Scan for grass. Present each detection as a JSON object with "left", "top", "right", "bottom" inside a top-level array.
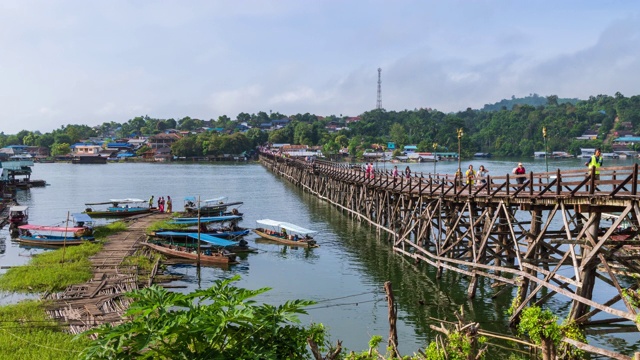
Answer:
[
  {"left": 92, "top": 220, "right": 128, "bottom": 239},
  {"left": 0, "top": 242, "right": 103, "bottom": 293},
  {"left": 0, "top": 300, "right": 91, "bottom": 359},
  {"left": 146, "top": 218, "right": 191, "bottom": 232}
]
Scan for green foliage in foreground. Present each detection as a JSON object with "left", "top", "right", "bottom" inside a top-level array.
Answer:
[
  {"left": 0, "top": 242, "right": 102, "bottom": 293},
  {"left": 0, "top": 300, "right": 91, "bottom": 359},
  {"left": 92, "top": 221, "right": 128, "bottom": 239},
  {"left": 78, "top": 275, "right": 326, "bottom": 360}
]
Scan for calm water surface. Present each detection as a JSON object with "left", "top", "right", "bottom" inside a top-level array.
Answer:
[{"left": 1, "top": 158, "right": 638, "bottom": 355}]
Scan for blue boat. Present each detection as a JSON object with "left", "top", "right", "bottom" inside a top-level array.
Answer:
[{"left": 148, "top": 231, "right": 255, "bottom": 253}]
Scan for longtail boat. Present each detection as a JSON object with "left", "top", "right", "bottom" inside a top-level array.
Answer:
[
  {"left": 254, "top": 219, "right": 318, "bottom": 248},
  {"left": 143, "top": 233, "right": 239, "bottom": 265},
  {"left": 84, "top": 198, "right": 151, "bottom": 217},
  {"left": 16, "top": 214, "right": 95, "bottom": 246},
  {"left": 183, "top": 196, "right": 243, "bottom": 216},
  {"left": 148, "top": 231, "right": 256, "bottom": 253}
]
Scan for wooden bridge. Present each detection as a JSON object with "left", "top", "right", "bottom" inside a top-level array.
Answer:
[{"left": 260, "top": 152, "right": 640, "bottom": 335}]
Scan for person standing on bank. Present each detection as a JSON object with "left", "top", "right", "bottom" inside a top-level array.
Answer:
[
  {"left": 148, "top": 195, "right": 154, "bottom": 209},
  {"left": 585, "top": 148, "right": 603, "bottom": 180},
  {"left": 513, "top": 162, "right": 526, "bottom": 184}
]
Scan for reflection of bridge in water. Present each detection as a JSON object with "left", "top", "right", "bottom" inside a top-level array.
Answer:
[{"left": 260, "top": 153, "right": 640, "bottom": 343}]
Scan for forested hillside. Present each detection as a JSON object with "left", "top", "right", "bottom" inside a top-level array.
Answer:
[
  {"left": 481, "top": 94, "right": 580, "bottom": 112},
  {"left": 1, "top": 93, "right": 639, "bottom": 158}
]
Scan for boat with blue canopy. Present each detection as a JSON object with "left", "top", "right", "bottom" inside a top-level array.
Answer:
[
  {"left": 144, "top": 231, "right": 240, "bottom": 265},
  {"left": 254, "top": 219, "right": 318, "bottom": 248},
  {"left": 153, "top": 215, "right": 249, "bottom": 239},
  {"left": 84, "top": 198, "right": 151, "bottom": 217},
  {"left": 149, "top": 231, "right": 255, "bottom": 252}
]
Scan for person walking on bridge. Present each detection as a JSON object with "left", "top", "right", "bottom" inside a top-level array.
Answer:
[
  {"left": 585, "top": 148, "right": 603, "bottom": 180},
  {"left": 513, "top": 162, "right": 526, "bottom": 184}
]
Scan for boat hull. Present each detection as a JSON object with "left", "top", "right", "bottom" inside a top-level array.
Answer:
[
  {"left": 85, "top": 208, "right": 151, "bottom": 218},
  {"left": 253, "top": 229, "right": 318, "bottom": 248},
  {"left": 16, "top": 235, "right": 94, "bottom": 246},
  {"left": 152, "top": 228, "right": 250, "bottom": 239},
  {"left": 143, "top": 242, "right": 238, "bottom": 265}
]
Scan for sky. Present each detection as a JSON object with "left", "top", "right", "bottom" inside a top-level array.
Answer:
[{"left": 1, "top": 0, "right": 640, "bottom": 134}]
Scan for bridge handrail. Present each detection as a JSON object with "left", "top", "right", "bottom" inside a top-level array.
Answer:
[{"left": 260, "top": 152, "right": 640, "bottom": 199}]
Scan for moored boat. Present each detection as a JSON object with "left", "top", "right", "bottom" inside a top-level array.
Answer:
[
  {"left": 183, "top": 196, "right": 243, "bottom": 216},
  {"left": 16, "top": 214, "right": 95, "bottom": 246},
  {"left": 160, "top": 215, "right": 249, "bottom": 239},
  {"left": 143, "top": 236, "right": 239, "bottom": 265},
  {"left": 149, "top": 231, "right": 256, "bottom": 253},
  {"left": 84, "top": 198, "right": 151, "bottom": 217},
  {"left": 9, "top": 206, "right": 29, "bottom": 227},
  {"left": 254, "top": 219, "right": 318, "bottom": 248}
]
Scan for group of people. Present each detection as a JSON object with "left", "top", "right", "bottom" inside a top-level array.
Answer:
[
  {"left": 463, "top": 164, "right": 490, "bottom": 185},
  {"left": 148, "top": 195, "right": 173, "bottom": 213}
]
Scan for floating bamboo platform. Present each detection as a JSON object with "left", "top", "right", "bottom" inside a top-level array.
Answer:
[{"left": 44, "top": 212, "right": 170, "bottom": 335}]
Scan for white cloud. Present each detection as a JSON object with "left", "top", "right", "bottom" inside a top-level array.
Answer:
[{"left": 1, "top": 1, "right": 639, "bottom": 133}]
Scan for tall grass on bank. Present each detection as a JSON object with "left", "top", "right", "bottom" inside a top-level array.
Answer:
[
  {"left": 0, "top": 242, "right": 103, "bottom": 293},
  {"left": 0, "top": 300, "right": 91, "bottom": 359}
]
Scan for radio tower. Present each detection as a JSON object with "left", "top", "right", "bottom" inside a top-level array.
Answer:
[{"left": 376, "top": 68, "right": 382, "bottom": 109}]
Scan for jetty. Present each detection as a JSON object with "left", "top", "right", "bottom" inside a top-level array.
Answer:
[{"left": 45, "top": 212, "right": 169, "bottom": 334}]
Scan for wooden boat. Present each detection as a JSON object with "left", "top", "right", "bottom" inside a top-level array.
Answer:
[
  {"left": 159, "top": 215, "right": 249, "bottom": 239},
  {"left": 84, "top": 198, "right": 151, "bottom": 217},
  {"left": 254, "top": 219, "right": 319, "bottom": 248},
  {"left": 9, "top": 206, "right": 28, "bottom": 227},
  {"left": 148, "top": 231, "right": 256, "bottom": 253},
  {"left": 143, "top": 238, "right": 238, "bottom": 265},
  {"left": 16, "top": 214, "right": 95, "bottom": 246},
  {"left": 183, "top": 196, "right": 243, "bottom": 216}
]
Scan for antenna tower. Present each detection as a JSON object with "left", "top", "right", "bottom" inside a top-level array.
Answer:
[{"left": 376, "top": 68, "right": 382, "bottom": 109}]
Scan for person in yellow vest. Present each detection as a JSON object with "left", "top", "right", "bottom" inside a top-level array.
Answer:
[
  {"left": 585, "top": 148, "right": 603, "bottom": 180},
  {"left": 465, "top": 164, "right": 476, "bottom": 185}
]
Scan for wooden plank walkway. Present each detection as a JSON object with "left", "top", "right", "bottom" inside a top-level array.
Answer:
[{"left": 45, "top": 212, "right": 169, "bottom": 334}]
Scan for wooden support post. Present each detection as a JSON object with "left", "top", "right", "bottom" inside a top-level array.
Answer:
[
  {"left": 384, "top": 281, "right": 399, "bottom": 357},
  {"left": 570, "top": 211, "right": 601, "bottom": 322}
]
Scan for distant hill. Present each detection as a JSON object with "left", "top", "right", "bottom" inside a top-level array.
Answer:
[{"left": 481, "top": 93, "right": 580, "bottom": 112}]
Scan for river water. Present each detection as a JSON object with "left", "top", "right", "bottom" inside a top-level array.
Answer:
[{"left": 1, "top": 157, "right": 638, "bottom": 355}]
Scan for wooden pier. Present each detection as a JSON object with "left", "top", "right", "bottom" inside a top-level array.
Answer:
[
  {"left": 259, "top": 153, "right": 640, "bottom": 340},
  {"left": 45, "top": 212, "right": 169, "bottom": 334}
]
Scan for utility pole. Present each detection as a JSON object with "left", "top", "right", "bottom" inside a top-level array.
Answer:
[{"left": 376, "top": 68, "right": 382, "bottom": 110}]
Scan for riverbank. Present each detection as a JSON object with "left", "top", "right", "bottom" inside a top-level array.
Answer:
[{"left": 0, "top": 212, "right": 170, "bottom": 359}]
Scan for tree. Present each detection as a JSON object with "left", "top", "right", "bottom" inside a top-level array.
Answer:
[
  {"left": 245, "top": 128, "right": 268, "bottom": 148},
  {"left": 389, "top": 123, "right": 407, "bottom": 147},
  {"left": 78, "top": 276, "right": 325, "bottom": 360},
  {"left": 171, "top": 135, "right": 200, "bottom": 157},
  {"left": 51, "top": 143, "right": 71, "bottom": 156}
]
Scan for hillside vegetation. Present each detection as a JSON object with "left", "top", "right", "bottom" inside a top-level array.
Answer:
[{"left": 2, "top": 93, "right": 639, "bottom": 158}]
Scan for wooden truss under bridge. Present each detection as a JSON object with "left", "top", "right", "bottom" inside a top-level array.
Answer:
[{"left": 259, "top": 152, "right": 640, "bottom": 336}]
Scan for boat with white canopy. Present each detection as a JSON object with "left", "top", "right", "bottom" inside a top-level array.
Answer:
[{"left": 254, "top": 219, "right": 318, "bottom": 248}]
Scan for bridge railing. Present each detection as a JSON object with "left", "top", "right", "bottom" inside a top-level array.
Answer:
[{"left": 262, "top": 152, "right": 640, "bottom": 199}]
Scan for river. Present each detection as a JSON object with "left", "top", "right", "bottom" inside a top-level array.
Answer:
[{"left": 1, "top": 157, "right": 638, "bottom": 355}]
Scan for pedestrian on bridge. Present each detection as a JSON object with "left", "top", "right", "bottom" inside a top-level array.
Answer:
[
  {"left": 585, "top": 148, "right": 603, "bottom": 180},
  {"left": 465, "top": 164, "right": 476, "bottom": 185},
  {"left": 476, "top": 165, "right": 489, "bottom": 185},
  {"left": 513, "top": 162, "right": 526, "bottom": 184}
]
